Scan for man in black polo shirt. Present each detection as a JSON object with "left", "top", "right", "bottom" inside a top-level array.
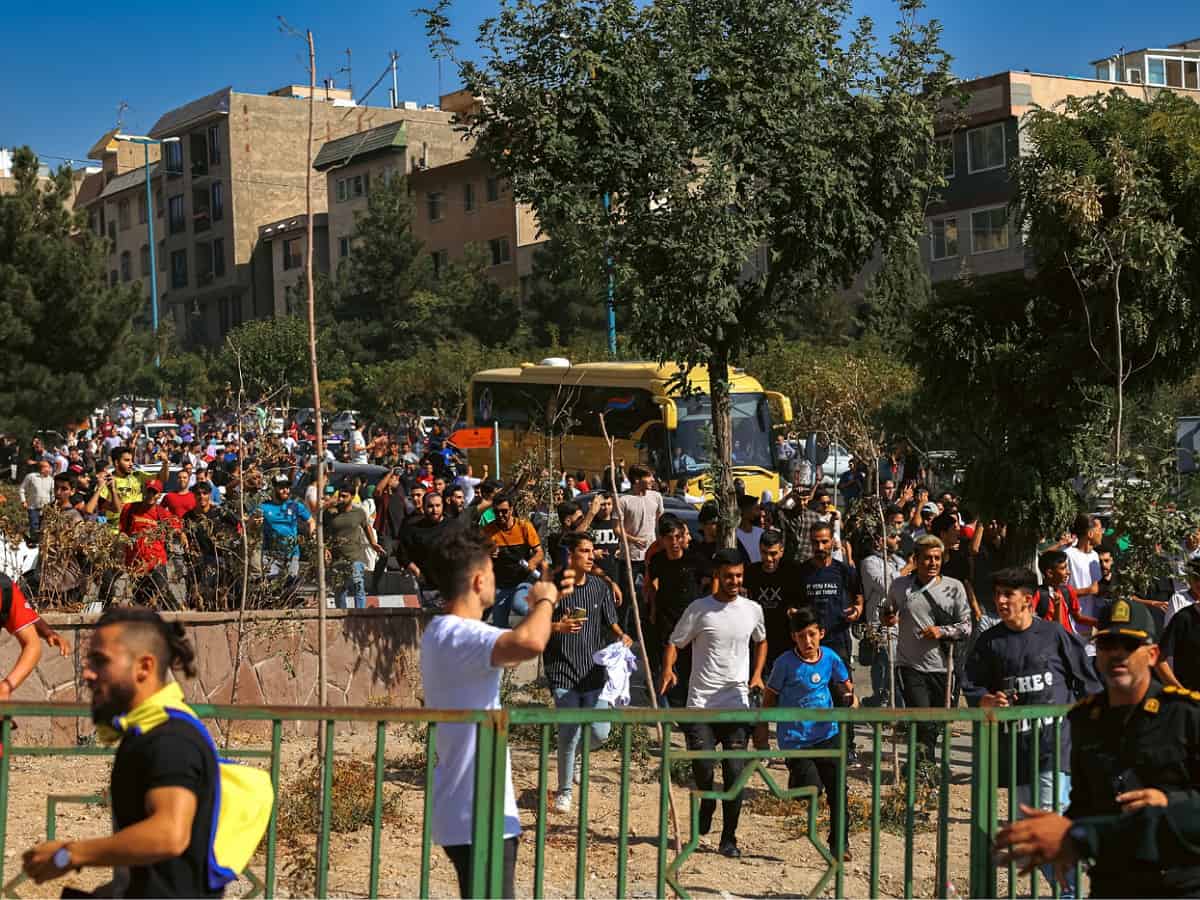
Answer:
[
  {"left": 1157, "top": 560, "right": 1200, "bottom": 690},
  {"left": 22, "top": 607, "right": 220, "bottom": 897}
]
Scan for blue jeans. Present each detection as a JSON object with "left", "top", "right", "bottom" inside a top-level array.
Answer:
[
  {"left": 491, "top": 583, "right": 531, "bottom": 628},
  {"left": 552, "top": 687, "right": 611, "bottom": 795},
  {"left": 866, "top": 641, "right": 902, "bottom": 708},
  {"left": 335, "top": 560, "right": 367, "bottom": 610},
  {"left": 27, "top": 506, "right": 41, "bottom": 535},
  {"left": 1016, "top": 772, "right": 1075, "bottom": 898}
]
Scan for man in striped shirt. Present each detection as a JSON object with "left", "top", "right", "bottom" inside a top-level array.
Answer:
[{"left": 546, "top": 530, "right": 632, "bottom": 814}]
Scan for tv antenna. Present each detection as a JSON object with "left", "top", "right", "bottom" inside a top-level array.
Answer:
[{"left": 337, "top": 48, "right": 353, "bottom": 96}]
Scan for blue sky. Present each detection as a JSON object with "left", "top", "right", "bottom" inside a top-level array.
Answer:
[{"left": 4, "top": 0, "right": 1200, "bottom": 166}]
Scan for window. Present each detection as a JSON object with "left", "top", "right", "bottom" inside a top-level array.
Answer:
[
  {"left": 464, "top": 183, "right": 476, "bottom": 212},
  {"left": 110, "top": 270, "right": 118, "bottom": 287},
  {"left": 168, "top": 195, "right": 186, "bottom": 234},
  {"left": 1095, "top": 61, "right": 1113, "bottom": 81},
  {"left": 431, "top": 249, "right": 448, "bottom": 277},
  {"left": 338, "top": 236, "right": 350, "bottom": 258},
  {"left": 189, "top": 133, "right": 208, "bottom": 177},
  {"left": 967, "top": 123, "right": 1005, "bottom": 173},
  {"left": 427, "top": 192, "right": 444, "bottom": 222},
  {"left": 171, "top": 249, "right": 188, "bottom": 288},
  {"left": 196, "top": 243, "right": 214, "bottom": 286},
  {"left": 211, "top": 182, "right": 223, "bottom": 222},
  {"left": 970, "top": 206, "right": 1009, "bottom": 254},
  {"left": 1148, "top": 57, "right": 1166, "bottom": 86},
  {"left": 207, "top": 125, "right": 221, "bottom": 165},
  {"left": 352, "top": 173, "right": 369, "bottom": 198},
  {"left": 164, "top": 140, "right": 183, "bottom": 177},
  {"left": 192, "top": 187, "right": 210, "bottom": 233},
  {"left": 107, "top": 220, "right": 116, "bottom": 244},
  {"left": 158, "top": 241, "right": 167, "bottom": 271},
  {"left": 140, "top": 244, "right": 150, "bottom": 276},
  {"left": 89, "top": 210, "right": 99, "bottom": 235},
  {"left": 1129, "top": 68, "right": 1143, "bottom": 84},
  {"left": 929, "top": 217, "right": 958, "bottom": 260},
  {"left": 118, "top": 199, "right": 131, "bottom": 231},
  {"left": 937, "top": 137, "right": 955, "bottom": 179},
  {"left": 120, "top": 251, "right": 132, "bottom": 282},
  {"left": 213, "top": 238, "right": 225, "bottom": 278},
  {"left": 137, "top": 193, "right": 147, "bottom": 225},
  {"left": 486, "top": 176, "right": 500, "bottom": 202},
  {"left": 156, "top": 189, "right": 164, "bottom": 218},
  {"left": 283, "top": 238, "right": 303, "bottom": 270},
  {"left": 380, "top": 165, "right": 399, "bottom": 186},
  {"left": 488, "top": 236, "right": 512, "bottom": 266},
  {"left": 335, "top": 178, "right": 349, "bottom": 203}
]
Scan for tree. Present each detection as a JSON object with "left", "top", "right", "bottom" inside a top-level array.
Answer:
[
  {"left": 431, "top": 0, "right": 952, "bottom": 544},
  {"left": 215, "top": 315, "right": 346, "bottom": 404},
  {"left": 0, "top": 148, "right": 143, "bottom": 433},
  {"left": 1016, "top": 90, "right": 1200, "bottom": 465}
]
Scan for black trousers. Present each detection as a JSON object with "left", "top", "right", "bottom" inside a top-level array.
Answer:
[
  {"left": 443, "top": 836, "right": 518, "bottom": 898},
  {"left": 898, "top": 666, "right": 948, "bottom": 760},
  {"left": 786, "top": 735, "right": 847, "bottom": 849},
  {"left": 684, "top": 722, "right": 749, "bottom": 845}
]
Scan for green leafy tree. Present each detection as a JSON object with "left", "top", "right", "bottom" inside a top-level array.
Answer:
[
  {"left": 1016, "top": 90, "right": 1200, "bottom": 464},
  {"left": 0, "top": 148, "right": 143, "bottom": 433},
  {"left": 430, "top": 0, "right": 953, "bottom": 543},
  {"left": 215, "top": 315, "right": 346, "bottom": 404}
]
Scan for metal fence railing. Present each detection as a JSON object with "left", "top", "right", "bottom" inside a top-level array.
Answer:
[{"left": 0, "top": 702, "right": 1079, "bottom": 898}]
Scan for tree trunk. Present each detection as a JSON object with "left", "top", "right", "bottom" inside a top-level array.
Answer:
[
  {"left": 1113, "top": 283, "right": 1124, "bottom": 464},
  {"left": 709, "top": 343, "right": 737, "bottom": 549}
]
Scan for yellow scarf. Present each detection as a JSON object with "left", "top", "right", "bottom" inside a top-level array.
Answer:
[{"left": 96, "top": 681, "right": 191, "bottom": 745}]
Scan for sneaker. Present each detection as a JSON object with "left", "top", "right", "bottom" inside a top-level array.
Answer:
[
  {"left": 555, "top": 792, "right": 573, "bottom": 814},
  {"left": 718, "top": 840, "right": 741, "bottom": 859}
]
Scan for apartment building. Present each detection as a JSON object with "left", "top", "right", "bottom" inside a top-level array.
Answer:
[
  {"left": 408, "top": 156, "right": 544, "bottom": 293},
  {"left": 922, "top": 49, "right": 1200, "bottom": 285},
  {"left": 314, "top": 115, "right": 474, "bottom": 272},
  {"left": 81, "top": 84, "right": 467, "bottom": 346},
  {"left": 258, "top": 213, "right": 330, "bottom": 316}
]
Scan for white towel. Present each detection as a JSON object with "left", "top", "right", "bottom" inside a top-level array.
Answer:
[{"left": 593, "top": 642, "right": 638, "bottom": 707}]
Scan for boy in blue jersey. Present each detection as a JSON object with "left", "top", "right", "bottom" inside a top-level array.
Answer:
[{"left": 759, "top": 607, "right": 857, "bottom": 860}]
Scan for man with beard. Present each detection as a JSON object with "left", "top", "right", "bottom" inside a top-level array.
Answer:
[{"left": 21, "top": 607, "right": 221, "bottom": 897}]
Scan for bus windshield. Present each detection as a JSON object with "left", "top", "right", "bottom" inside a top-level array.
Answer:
[{"left": 669, "top": 393, "right": 773, "bottom": 475}]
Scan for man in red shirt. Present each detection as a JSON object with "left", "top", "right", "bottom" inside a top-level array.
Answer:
[
  {"left": 0, "top": 573, "right": 43, "bottom": 701},
  {"left": 119, "top": 480, "right": 180, "bottom": 608},
  {"left": 1036, "top": 550, "right": 1098, "bottom": 635},
  {"left": 160, "top": 480, "right": 197, "bottom": 520}
]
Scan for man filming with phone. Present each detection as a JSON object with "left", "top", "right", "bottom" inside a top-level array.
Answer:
[{"left": 964, "top": 566, "right": 1099, "bottom": 896}]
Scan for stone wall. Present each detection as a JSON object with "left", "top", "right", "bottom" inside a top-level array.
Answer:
[{"left": 4, "top": 608, "right": 429, "bottom": 744}]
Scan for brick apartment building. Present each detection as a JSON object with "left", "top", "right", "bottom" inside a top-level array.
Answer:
[
  {"left": 922, "top": 44, "right": 1200, "bottom": 286},
  {"left": 317, "top": 89, "right": 547, "bottom": 297},
  {"left": 80, "top": 83, "right": 467, "bottom": 346}
]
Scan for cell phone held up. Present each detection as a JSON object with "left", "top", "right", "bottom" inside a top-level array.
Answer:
[{"left": 1000, "top": 676, "right": 1019, "bottom": 706}]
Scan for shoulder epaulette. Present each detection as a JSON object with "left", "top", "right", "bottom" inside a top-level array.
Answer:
[{"left": 1162, "top": 685, "right": 1200, "bottom": 702}]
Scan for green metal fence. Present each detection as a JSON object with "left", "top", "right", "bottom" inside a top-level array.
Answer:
[{"left": 0, "top": 702, "right": 1077, "bottom": 898}]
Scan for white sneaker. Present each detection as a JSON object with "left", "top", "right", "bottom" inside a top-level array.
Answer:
[{"left": 555, "top": 792, "right": 573, "bottom": 813}]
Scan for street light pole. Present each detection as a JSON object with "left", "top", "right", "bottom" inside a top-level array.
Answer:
[
  {"left": 114, "top": 134, "right": 178, "bottom": 366},
  {"left": 143, "top": 141, "right": 160, "bottom": 366}
]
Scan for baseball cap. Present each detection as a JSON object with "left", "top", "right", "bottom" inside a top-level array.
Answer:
[
  {"left": 272, "top": 474, "right": 290, "bottom": 486},
  {"left": 1094, "top": 598, "right": 1156, "bottom": 643},
  {"left": 145, "top": 479, "right": 163, "bottom": 494},
  {"left": 921, "top": 502, "right": 939, "bottom": 516}
]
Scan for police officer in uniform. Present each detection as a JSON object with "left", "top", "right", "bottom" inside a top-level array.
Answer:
[{"left": 1064, "top": 598, "right": 1200, "bottom": 897}]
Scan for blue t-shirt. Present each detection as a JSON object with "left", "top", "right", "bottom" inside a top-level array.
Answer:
[
  {"left": 768, "top": 648, "right": 849, "bottom": 748},
  {"left": 259, "top": 499, "right": 311, "bottom": 558}
]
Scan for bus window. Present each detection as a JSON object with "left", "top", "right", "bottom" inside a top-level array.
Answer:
[{"left": 671, "top": 393, "right": 774, "bottom": 472}]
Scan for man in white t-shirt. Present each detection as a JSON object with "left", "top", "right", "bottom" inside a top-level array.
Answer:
[
  {"left": 1064, "top": 514, "right": 1104, "bottom": 648},
  {"left": 420, "top": 529, "right": 572, "bottom": 898},
  {"left": 349, "top": 421, "right": 368, "bottom": 464},
  {"left": 659, "top": 548, "right": 767, "bottom": 859}
]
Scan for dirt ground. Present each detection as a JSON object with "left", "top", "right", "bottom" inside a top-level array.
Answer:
[{"left": 0, "top": 722, "right": 1014, "bottom": 899}]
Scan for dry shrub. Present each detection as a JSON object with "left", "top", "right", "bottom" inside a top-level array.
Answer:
[{"left": 276, "top": 757, "right": 398, "bottom": 839}]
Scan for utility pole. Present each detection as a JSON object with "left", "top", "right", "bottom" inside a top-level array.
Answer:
[
  {"left": 390, "top": 50, "right": 399, "bottom": 109},
  {"left": 338, "top": 48, "right": 352, "bottom": 97}
]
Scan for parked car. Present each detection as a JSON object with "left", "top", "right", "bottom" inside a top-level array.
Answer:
[{"left": 295, "top": 462, "right": 389, "bottom": 501}]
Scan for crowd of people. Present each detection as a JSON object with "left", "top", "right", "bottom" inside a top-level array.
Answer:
[{"left": 7, "top": 404, "right": 1200, "bottom": 897}]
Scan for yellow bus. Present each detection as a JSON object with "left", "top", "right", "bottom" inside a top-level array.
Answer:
[{"left": 466, "top": 358, "right": 793, "bottom": 502}]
